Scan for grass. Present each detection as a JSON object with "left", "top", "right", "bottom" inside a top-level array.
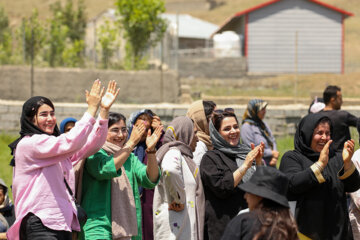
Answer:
[
  {"left": 187, "top": 72, "right": 360, "bottom": 98},
  {"left": 0, "top": 133, "right": 17, "bottom": 200}
]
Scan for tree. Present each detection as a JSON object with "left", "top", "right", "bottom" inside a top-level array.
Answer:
[
  {"left": 115, "top": 0, "right": 167, "bottom": 69},
  {"left": 50, "top": 0, "right": 87, "bottom": 42},
  {"left": 62, "top": 39, "right": 85, "bottom": 67},
  {"left": 97, "top": 20, "right": 120, "bottom": 69},
  {"left": 47, "top": 0, "right": 86, "bottom": 67},
  {"left": 45, "top": 11, "right": 69, "bottom": 67},
  {"left": 20, "top": 9, "right": 46, "bottom": 64},
  {"left": 0, "top": 5, "right": 12, "bottom": 64}
]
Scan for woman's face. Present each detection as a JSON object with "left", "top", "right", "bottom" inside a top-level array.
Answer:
[
  {"left": 32, "top": 104, "right": 56, "bottom": 134},
  {"left": 310, "top": 121, "right": 331, "bottom": 152},
  {"left": 244, "top": 192, "right": 263, "bottom": 211},
  {"left": 257, "top": 107, "right": 266, "bottom": 120},
  {"left": 219, "top": 117, "right": 240, "bottom": 146},
  {"left": 64, "top": 122, "right": 75, "bottom": 133},
  {"left": 107, "top": 120, "right": 128, "bottom": 147},
  {"left": 189, "top": 126, "right": 199, "bottom": 152}
]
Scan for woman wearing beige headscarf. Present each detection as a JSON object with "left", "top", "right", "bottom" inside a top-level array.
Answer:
[{"left": 186, "top": 100, "right": 216, "bottom": 166}]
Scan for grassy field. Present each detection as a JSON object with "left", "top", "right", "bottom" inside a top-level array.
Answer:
[
  {"left": 189, "top": 72, "right": 360, "bottom": 98},
  {"left": 0, "top": 133, "right": 16, "bottom": 200}
]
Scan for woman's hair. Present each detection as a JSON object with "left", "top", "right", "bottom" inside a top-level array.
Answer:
[
  {"left": 252, "top": 199, "right": 299, "bottom": 240},
  {"left": 26, "top": 97, "right": 55, "bottom": 122},
  {"left": 212, "top": 109, "right": 238, "bottom": 131},
  {"left": 0, "top": 184, "right": 7, "bottom": 195},
  {"left": 136, "top": 113, "right": 153, "bottom": 123},
  {"left": 203, "top": 101, "right": 216, "bottom": 120},
  {"left": 108, "top": 112, "right": 126, "bottom": 128}
]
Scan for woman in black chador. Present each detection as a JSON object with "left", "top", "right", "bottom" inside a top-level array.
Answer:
[{"left": 279, "top": 113, "right": 360, "bottom": 240}]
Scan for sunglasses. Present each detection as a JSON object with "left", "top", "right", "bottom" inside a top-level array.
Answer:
[{"left": 214, "top": 108, "right": 235, "bottom": 114}]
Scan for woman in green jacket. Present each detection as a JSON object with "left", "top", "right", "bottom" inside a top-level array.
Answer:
[{"left": 80, "top": 112, "right": 163, "bottom": 240}]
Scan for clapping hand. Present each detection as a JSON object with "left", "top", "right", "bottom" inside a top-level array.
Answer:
[
  {"left": 101, "top": 80, "right": 120, "bottom": 110},
  {"left": 317, "top": 140, "right": 332, "bottom": 169},
  {"left": 146, "top": 125, "right": 164, "bottom": 151},
  {"left": 86, "top": 79, "right": 105, "bottom": 117},
  {"left": 244, "top": 146, "right": 260, "bottom": 169},
  {"left": 343, "top": 139, "right": 355, "bottom": 164},
  {"left": 251, "top": 142, "right": 265, "bottom": 165}
]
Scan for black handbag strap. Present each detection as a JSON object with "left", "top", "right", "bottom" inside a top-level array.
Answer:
[{"left": 64, "top": 178, "right": 76, "bottom": 202}]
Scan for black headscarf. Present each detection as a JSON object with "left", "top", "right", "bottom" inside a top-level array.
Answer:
[
  {"left": 294, "top": 113, "right": 334, "bottom": 161},
  {"left": 8, "top": 96, "right": 60, "bottom": 166}
]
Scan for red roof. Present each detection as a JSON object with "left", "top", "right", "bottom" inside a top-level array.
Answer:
[
  {"left": 213, "top": 0, "right": 353, "bottom": 36},
  {"left": 234, "top": 0, "right": 353, "bottom": 18}
]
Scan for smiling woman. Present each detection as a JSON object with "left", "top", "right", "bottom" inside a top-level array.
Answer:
[
  {"left": 80, "top": 111, "right": 163, "bottom": 240},
  {"left": 279, "top": 113, "right": 360, "bottom": 240},
  {"left": 7, "top": 80, "right": 119, "bottom": 240},
  {"left": 199, "top": 110, "right": 264, "bottom": 240},
  {"left": 32, "top": 104, "right": 56, "bottom": 134}
]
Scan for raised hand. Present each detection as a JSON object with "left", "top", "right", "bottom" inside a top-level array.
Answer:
[
  {"left": 86, "top": 79, "right": 105, "bottom": 117},
  {"left": 343, "top": 139, "right": 355, "bottom": 164},
  {"left": 151, "top": 115, "right": 162, "bottom": 129},
  {"left": 146, "top": 125, "right": 164, "bottom": 151},
  {"left": 317, "top": 140, "right": 332, "bottom": 169},
  {"left": 127, "top": 123, "right": 146, "bottom": 148},
  {"left": 101, "top": 80, "right": 120, "bottom": 110}
]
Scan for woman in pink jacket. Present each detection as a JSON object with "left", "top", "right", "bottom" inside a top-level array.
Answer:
[{"left": 7, "top": 80, "right": 119, "bottom": 240}]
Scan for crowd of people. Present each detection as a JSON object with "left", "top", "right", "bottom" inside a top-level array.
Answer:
[{"left": 2, "top": 81, "right": 360, "bottom": 240}]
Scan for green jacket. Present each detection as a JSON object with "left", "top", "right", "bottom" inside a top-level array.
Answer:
[{"left": 80, "top": 149, "right": 160, "bottom": 240}]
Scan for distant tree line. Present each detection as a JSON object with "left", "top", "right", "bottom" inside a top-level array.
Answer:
[{"left": 0, "top": 0, "right": 166, "bottom": 70}]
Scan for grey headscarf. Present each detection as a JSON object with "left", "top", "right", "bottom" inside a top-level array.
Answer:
[{"left": 209, "top": 120, "right": 256, "bottom": 182}]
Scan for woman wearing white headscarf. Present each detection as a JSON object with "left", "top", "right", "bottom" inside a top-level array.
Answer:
[{"left": 153, "top": 116, "right": 205, "bottom": 240}]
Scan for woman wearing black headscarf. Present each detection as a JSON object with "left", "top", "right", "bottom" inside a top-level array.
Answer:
[
  {"left": 200, "top": 110, "right": 264, "bottom": 240},
  {"left": 279, "top": 113, "right": 360, "bottom": 240},
  {"left": 7, "top": 80, "right": 119, "bottom": 240}
]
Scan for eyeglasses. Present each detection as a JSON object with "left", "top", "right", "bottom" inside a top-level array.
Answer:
[{"left": 109, "top": 127, "right": 127, "bottom": 135}]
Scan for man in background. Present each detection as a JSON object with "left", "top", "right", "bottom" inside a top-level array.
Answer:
[{"left": 320, "top": 85, "right": 359, "bottom": 151}]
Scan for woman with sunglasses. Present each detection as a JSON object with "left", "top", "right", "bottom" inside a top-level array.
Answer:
[{"left": 200, "top": 109, "right": 264, "bottom": 240}]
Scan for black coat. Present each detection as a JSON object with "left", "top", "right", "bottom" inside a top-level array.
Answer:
[
  {"left": 320, "top": 110, "right": 358, "bottom": 152},
  {"left": 280, "top": 113, "right": 360, "bottom": 240},
  {"left": 221, "top": 212, "right": 261, "bottom": 240},
  {"left": 200, "top": 149, "right": 248, "bottom": 240}
]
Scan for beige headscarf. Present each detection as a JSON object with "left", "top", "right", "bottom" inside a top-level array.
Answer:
[
  {"left": 186, "top": 100, "right": 213, "bottom": 150},
  {"left": 74, "top": 142, "right": 138, "bottom": 239}
]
